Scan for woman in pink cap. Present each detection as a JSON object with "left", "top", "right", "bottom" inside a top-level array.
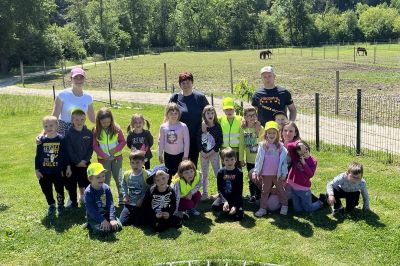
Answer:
[{"left": 51, "top": 67, "right": 95, "bottom": 136}]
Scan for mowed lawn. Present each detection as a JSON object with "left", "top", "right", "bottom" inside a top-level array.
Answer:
[
  {"left": 20, "top": 44, "right": 400, "bottom": 98},
  {"left": 0, "top": 95, "right": 399, "bottom": 265}
]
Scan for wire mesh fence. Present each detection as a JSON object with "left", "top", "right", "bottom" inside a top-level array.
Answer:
[{"left": 296, "top": 91, "right": 400, "bottom": 164}]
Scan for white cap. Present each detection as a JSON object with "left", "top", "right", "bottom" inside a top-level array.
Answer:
[{"left": 260, "top": 66, "right": 275, "bottom": 75}]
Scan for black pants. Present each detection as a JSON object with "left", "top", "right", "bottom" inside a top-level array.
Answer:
[
  {"left": 119, "top": 205, "right": 145, "bottom": 226},
  {"left": 164, "top": 152, "right": 183, "bottom": 179},
  {"left": 246, "top": 163, "right": 260, "bottom": 198},
  {"left": 150, "top": 215, "right": 182, "bottom": 232},
  {"left": 333, "top": 187, "right": 360, "bottom": 212},
  {"left": 39, "top": 173, "right": 64, "bottom": 206},
  {"left": 66, "top": 165, "right": 89, "bottom": 205},
  {"left": 189, "top": 137, "right": 199, "bottom": 167}
]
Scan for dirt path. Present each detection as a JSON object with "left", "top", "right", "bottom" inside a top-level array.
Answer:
[{"left": 1, "top": 66, "right": 399, "bottom": 156}]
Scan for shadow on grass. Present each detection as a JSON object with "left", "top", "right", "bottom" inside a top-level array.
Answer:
[
  {"left": 0, "top": 203, "right": 9, "bottom": 212},
  {"left": 140, "top": 225, "right": 182, "bottom": 239},
  {"left": 295, "top": 207, "right": 340, "bottom": 231},
  {"left": 41, "top": 206, "right": 86, "bottom": 233},
  {"left": 336, "top": 208, "right": 385, "bottom": 228},
  {"left": 88, "top": 231, "right": 119, "bottom": 242},
  {"left": 183, "top": 214, "right": 214, "bottom": 233},
  {"left": 270, "top": 213, "right": 314, "bottom": 238}
]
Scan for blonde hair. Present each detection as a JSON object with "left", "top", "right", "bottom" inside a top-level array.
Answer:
[
  {"left": 127, "top": 113, "right": 150, "bottom": 132},
  {"left": 164, "top": 103, "right": 181, "bottom": 122},
  {"left": 202, "top": 105, "right": 218, "bottom": 126},
  {"left": 347, "top": 162, "right": 363, "bottom": 176},
  {"left": 177, "top": 160, "right": 196, "bottom": 177},
  {"left": 42, "top": 115, "right": 59, "bottom": 125},
  {"left": 261, "top": 127, "right": 280, "bottom": 149}
]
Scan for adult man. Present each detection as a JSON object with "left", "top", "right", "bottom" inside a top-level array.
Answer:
[{"left": 251, "top": 66, "right": 296, "bottom": 126}]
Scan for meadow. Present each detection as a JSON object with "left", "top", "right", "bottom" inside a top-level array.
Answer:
[
  {"left": 18, "top": 44, "right": 400, "bottom": 99},
  {"left": 0, "top": 95, "right": 399, "bottom": 265}
]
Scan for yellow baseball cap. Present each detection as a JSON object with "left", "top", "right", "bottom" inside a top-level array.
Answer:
[
  {"left": 223, "top": 97, "right": 235, "bottom": 110},
  {"left": 265, "top": 121, "right": 279, "bottom": 132},
  {"left": 87, "top": 163, "right": 107, "bottom": 176}
]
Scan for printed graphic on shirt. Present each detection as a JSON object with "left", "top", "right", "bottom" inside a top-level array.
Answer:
[
  {"left": 131, "top": 136, "right": 145, "bottom": 146},
  {"left": 223, "top": 180, "right": 232, "bottom": 193},
  {"left": 96, "top": 193, "right": 106, "bottom": 214},
  {"left": 167, "top": 130, "right": 178, "bottom": 144},
  {"left": 42, "top": 142, "right": 60, "bottom": 167},
  {"left": 244, "top": 131, "right": 258, "bottom": 153},
  {"left": 128, "top": 181, "right": 145, "bottom": 203},
  {"left": 201, "top": 132, "right": 216, "bottom": 151},
  {"left": 151, "top": 192, "right": 173, "bottom": 213},
  {"left": 260, "top": 96, "right": 281, "bottom": 113},
  {"left": 266, "top": 146, "right": 280, "bottom": 156}
]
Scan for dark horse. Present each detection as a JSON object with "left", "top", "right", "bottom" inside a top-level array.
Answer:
[
  {"left": 260, "top": 50, "right": 272, "bottom": 59},
  {"left": 357, "top": 47, "right": 367, "bottom": 56}
]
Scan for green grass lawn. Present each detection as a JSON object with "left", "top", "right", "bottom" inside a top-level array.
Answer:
[
  {"left": 0, "top": 95, "right": 399, "bottom": 265},
  {"left": 17, "top": 44, "right": 400, "bottom": 98}
]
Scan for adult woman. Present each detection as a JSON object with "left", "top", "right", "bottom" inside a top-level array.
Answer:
[
  {"left": 52, "top": 67, "right": 95, "bottom": 136},
  {"left": 169, "top": 72, "right": 209, "bottom": 167}
]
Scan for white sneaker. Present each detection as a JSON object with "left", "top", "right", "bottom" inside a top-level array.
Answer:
[
  {"left": 65, "top": 197, "right": 73, "bottom": 208},
  {"left": 255, "top": 208, "right": 267, "bottom": 217},
  {"left": 280, "top": 205, "right": 288, "bottom": 215},
  {"left": 201, "top": 192, "right": 209, "bottom": 201},
  {"left": 79, "top": 195, "right": 85, "bottom": 205}
]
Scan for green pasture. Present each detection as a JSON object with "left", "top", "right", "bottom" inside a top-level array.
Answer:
[
  {"left": 18, "top": 43, "right": 400, "bottom": 98},
  {"left": 0, "top": 95, "right": 399, "bottom": 265}
]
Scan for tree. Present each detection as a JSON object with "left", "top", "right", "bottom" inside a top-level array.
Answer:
[{"left": 148, "top": 0, "right": 177, "bottom": 47}]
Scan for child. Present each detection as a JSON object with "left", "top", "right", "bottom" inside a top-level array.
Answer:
[
  {"left": 212, "top": 147, "right": 244, "bottom": 220},
  {"left": 239, "top": 106, "right": 264, "bottom": 203},
  {"left": 281, "top": 121, "right": 301, "bottom": 148},
  {"left": 65, "top": 108, "right": 93, "bottom": 207},
  {"left": 93, "top": 107, "right": 126, "bottom": 205},
  {"left": 326, "top": 162, "right": 370, "bottom": 213},
  {"left": 158, "top": 103, "right": 190, "bottom": 178},
  {"left": 218, "top": 97, "right": 242, "bottom": 167},
  {"left": 119, "top": 151, "right": 150, "bottom": 226},
  {"left": 142, "top": 170, "right": 182, "bottom": 232},
  {"left": 273, "top": 111, "right": 288, "bottom": 130},
  {"left": 252, "top": 121, "right": 288, "bottom": 217},
  {"left": 126, "top": 113, "right": 154, "bottom": 170},
  {"left": 287, "top": 140, "right": 323, "bottom": 213},
  {"left": 35, "top": 116, "right": 71, "bottom": 216},
  {"left": 84, "top": 163, "right": 122, "bottom": 235},
  {"left": 198, "top": 105, "right": 223, "bottom": 200},
  {"left": 171, "top": 160, "right": 202, "bottom": 217}
]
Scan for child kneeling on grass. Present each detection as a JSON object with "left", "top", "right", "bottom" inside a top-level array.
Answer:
[
  {"left": 84, "top": 163, "right": 122, "bottom": 235},
  {"left": 171, "top": 160, "right": 203, "bottom": 218},
  {"left": 142, "top": 170, "right": 182, "bottom": 232},
  {"left": 212, "top": 147, "right": 244, "bottom": 220},
  {"left": 326, "top": 162, "right": 370, "bottom": 214}
]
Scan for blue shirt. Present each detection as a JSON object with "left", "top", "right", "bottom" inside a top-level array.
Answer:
[{"left": 84, "top": 184, "right": 116, "bottom": 223}]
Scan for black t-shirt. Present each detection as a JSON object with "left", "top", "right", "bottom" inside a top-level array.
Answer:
[
  {"left": 251, "top": 86, "right": 293, "bottom": 126},
  {"left": 169, "top": 90, "right": 209, "bottom": 138},
  {"left": 217, "top": 167, "right": 243, "bottom": 208},
  {"left": 126, "top": 130, "right": 154, "bottom": 159}
]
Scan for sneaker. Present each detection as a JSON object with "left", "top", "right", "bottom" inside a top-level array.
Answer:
[
  {"left": 248, "top": 195, "right": 256, "bottom": 203},
  {"left": 280, "top": 205, "right": 288, "bottom": 215},
  {"left": 47, "top": 204, "right": 56, "bottom": 216},
  {"left": 57, "top": 206, "right": 65, "bottom": 216},
  {"left": 188, "top": 208, "right": 201, "bottom": 216},
  {"left": 201, "top": 193, "right": 209, "bottom": 201},
  {"left": 182, "top": 211, "right": 190, "bottom": 220},
  {"left": 255, "top": 208, "right": 267, "bottom": 217},
  {"left": 65, "top": 197, "right": 72, "bottom": 208},
  {"left": 66, "top": 202, "right": 78, "bottom": 209},
  {"left": 319, "top": 193, "right": 329, "bottom": 207}
]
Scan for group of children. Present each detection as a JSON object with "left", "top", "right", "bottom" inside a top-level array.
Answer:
[{"left": 35, "top": 96, "right": 370, "bottom": 235}]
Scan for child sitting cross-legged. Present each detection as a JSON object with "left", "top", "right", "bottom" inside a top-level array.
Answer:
[
  {"left": 84, "top": 163, "right": 122, "bottom": 235},
  {"left": 171, "top": 160, "right": 202, "bottom": 219}
]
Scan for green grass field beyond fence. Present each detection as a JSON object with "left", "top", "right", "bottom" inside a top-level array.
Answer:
[
  {"left": 18, "top": 44, "right": 400, "bottom": 98},
  {"left": 0, "top": 95, "right": 399, "bottom": 265}
]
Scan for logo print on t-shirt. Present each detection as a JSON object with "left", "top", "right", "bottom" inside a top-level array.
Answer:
[
  {"left": 167, "top": 130, "right": 178, "bottom": 144},
  {"left": 201, "top": 132, "right": 215, "bottom": 152}
]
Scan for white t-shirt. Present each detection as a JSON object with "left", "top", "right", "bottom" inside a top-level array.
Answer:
[{"left": 57, "top": 88, "right": 93, "bottom": 122}]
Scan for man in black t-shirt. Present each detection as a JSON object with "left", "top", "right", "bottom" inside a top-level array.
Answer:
[{"left": 251, "top": 66, "right": 297, "bottom": 126}]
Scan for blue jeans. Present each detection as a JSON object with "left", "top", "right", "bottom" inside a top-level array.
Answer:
[{"left": 291, "top": 188, "right": 322, "bottom": 213}]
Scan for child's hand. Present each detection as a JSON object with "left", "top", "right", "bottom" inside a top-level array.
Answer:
[
  {"left": 229, "top": 206, "right": 237, "bottom": 215},
  {"left": 240, "top": 161, "right": 246, "bottom": 167},
  {"left": 156, "top": 212, "right": 163, "bottom": 219},
  {"left": 299, "top": 157, "right": 306, "bottom": 165},
  {"left": 77, "top": 160, "right": 87, "bottom": 167},
  {"left": 35, "top": 170, "right": 43, "bottom": 179},
  {"left": 100, "top": 220, "right": 111, "bottom": 231},
  {"left": 162, "top": 212, "right": 170, "bottom": 219},
  {"left": 201, "top": 122, "right": 207, "bottom": 133},
  {"left": 110, "top": 220, "right": 118, "bottom": 230},
  {"left": 251, "top": 171, "right": 257, "bottom": 181},
  {"left": 109, "top": 148, "right": 116, "bottom": 156},
  {"left": 328, "top": 195, "right": 335, "bottom": 205},
  {"left": 223, "top": 201, "right": 230, "bottom": 212},
  {"left": 136, "top": 197, "right": 143, "bottom": 207},
  {"left": 159, "top": 156, "right": 164, "bottom": 164},
  {"left": 65, "top": 166, "right": 72, "bottom": 177},
  {"left": 123, "top": 196, "right": 129, "bottom": 204},
  {"left": 35, "top": 134, "right": 43, "bottom": 145}
]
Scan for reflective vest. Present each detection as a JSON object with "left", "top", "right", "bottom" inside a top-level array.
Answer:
[
  {"left": 171, "top": 171, "right": 201, "bottom": 198},
  {"left": 220, "top": 116, "right": 241, "bottom": 148},
  {"left": 97, "top": 128, "right": 122, "bottom": 159}
]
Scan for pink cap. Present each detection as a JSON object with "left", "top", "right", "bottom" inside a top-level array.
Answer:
[{"left": 70, "top": 67, "right": 85, "bottom": 78}]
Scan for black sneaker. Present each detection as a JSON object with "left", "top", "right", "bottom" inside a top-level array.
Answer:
[
  {"left": 57, "top": 206, "right": 65, "bottom": 216},
  {"left": 319, "top": 193, "right": 329, "bottom": 207},
  {"left": 182, "top": 211, "right": 190, "bottom": 220},
  {"left": 248, "top": 196, "right": 256, "bottom": 203},
  {"left": 47, "top": 204, "right": 56, "bottom": 216}
]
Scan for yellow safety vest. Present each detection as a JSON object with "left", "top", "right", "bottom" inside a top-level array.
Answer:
[
  {"left": 171, "top": 171, "right": 201, "bottom": 198},
  {"left": 97, "top": 129, "right": 122, "bottom": 159},
  {"left": 219, "top": 116, "right": 241, "bottom": 148}
]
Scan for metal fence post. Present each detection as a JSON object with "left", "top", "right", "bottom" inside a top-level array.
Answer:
[
  {"left": 356, "top": 89, "right": 362, "bottom": 155},
  {"left": 335, "top": 71, "right": 339, "bottom": 115},
  {"left": 52, "top": 84, "right": 56, "bottom": 101},
  {"left": 315, "top": 93, "right": 320, "bottom": 151},
  {"left": 229, "top": 58, "right": 233, "bottom": 94},
  {"left": 109, "top": 63, "right": 113, "bottom": 90},
  {"left": 164, "top": 63, "right": 167, "bottom": 90},
  {"left": 211, "top": 93, "right": 214, "bottom": 106}
]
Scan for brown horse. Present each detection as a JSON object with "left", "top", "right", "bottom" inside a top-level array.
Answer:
[
  {"left": 260, "top": 50, "right": 272, "bottom": 59},
  {"left": 357, "top": 47, "right": 367, "bottom": 56}
]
